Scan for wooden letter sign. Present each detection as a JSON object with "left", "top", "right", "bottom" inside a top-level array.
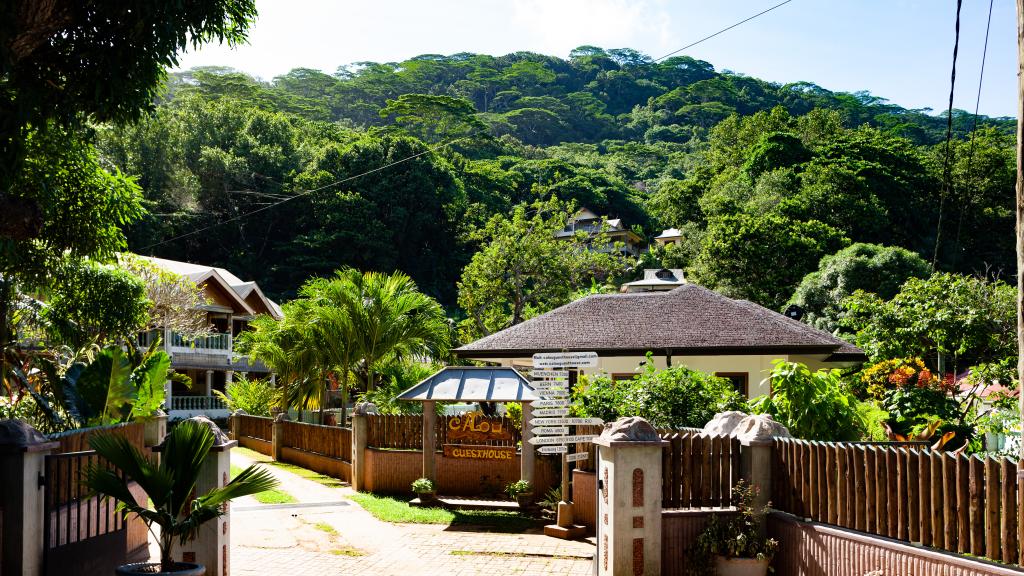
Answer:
[
  {"left": 446, "top": 413, "right": 514, "bottom": 443},
  {"left": 443, "top": 444, "right": 515, "bottom": 460}
]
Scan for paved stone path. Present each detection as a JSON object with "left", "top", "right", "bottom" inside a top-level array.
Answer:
[{"left": 229, "top": 449, "right": 595, "bottom": 575}]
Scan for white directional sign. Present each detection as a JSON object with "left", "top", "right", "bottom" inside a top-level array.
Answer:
[
  {"left": 532, "top": 384, "right": 568, "bottom": 393},
  {"left": 531, "top": 426, "right": 570, "bottom": 436},
  {"left": 529, "top": 417, "right": 604, "bottom": 426},
  {"left": 532, "top": 370, "right": 570, "bottom": 378},
  {"left": 533, "top": 399, "right": 570, "bottom": 408},
  {"left": 532, "top": 351, "right": 598, "bottom": 368},
  {"left": 566, "top": 452, "right": 590, "bottom": 463},
  {"left": 536, "top": 388, "right": 568, "bottom": 398},
  {"left": 532, "top": 380, "right": 567, "bottom": 388},
  {"left": 533, "top": 408, "right": 570, "bottom": 417},
  {"left": 527, "top": 434, "right": 597, "bottom": 446},
  {"left": 538, "top": 445, "right": 568, "bottom": 454}
]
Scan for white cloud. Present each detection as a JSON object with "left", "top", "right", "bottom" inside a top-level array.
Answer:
[{"left": 509, "top": 0, "right": 673, "bottom": 58}]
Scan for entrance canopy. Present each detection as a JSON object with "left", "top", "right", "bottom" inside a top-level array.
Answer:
[{"left": 397, "top": 366, "right": 539, "bottom": 403}]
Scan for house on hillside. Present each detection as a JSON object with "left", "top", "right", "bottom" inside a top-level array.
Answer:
[
  {"left": 455, "top": 283, "right": 865, "bottom": 398},
  {"left": 554, "top": 207, "right": 645, "bottom": 256},
  {"left": 654, "top": 228, "right": 682, "bottom": 246},
  {"left": 136, "top": 256, "right": 283, "bottom": 420}
]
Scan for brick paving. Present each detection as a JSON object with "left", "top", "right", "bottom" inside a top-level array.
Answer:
[{"left": 229, "top": 450, "right": 595, "bottom": 575}]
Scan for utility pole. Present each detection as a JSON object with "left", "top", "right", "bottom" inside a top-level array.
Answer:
[{"left": 1016, "top": 0, "right": 1024, "bottom": 486}]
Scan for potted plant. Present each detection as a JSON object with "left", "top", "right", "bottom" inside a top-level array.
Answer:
[
  {"left": 411, "top": 477, "right": 436, "bottom": 502},
  {"left": 85, "top": 419, "right": 278, "bottom": 575},
  {"left": 505, "top": 479, "right": 533, "bottom": 507},
  {"left": 694, "top": 481, "right": 778, "bottom": 576}
]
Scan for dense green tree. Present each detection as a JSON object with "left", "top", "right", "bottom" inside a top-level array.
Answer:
[
  {"left": 693, "top": 214, "right": 849, "bottom": 310},
  {"left": 789, "top": 243, "right": 931, "bottom": 333},
  {"left": 44, "top": 260, "right": 150, "bottom": 348},
  {"left": 843, "top": 273, "right": 1016, "bottom": 375},
  {"left": 457, "top": 198, "right": 629, "bottom": 339}
]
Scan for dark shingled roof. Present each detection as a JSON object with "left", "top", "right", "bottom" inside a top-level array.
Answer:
[{"left": 455, "top": 284, "right": 865, "bottom": 361}]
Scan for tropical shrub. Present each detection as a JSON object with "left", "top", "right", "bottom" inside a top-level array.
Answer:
[
  {"left": 214, "top": 375, "right": 278, "bottom": 416},
  {"left": 694, "top": 480, "right": 778, "bottom": 568},
  {"left": 750, "top": 361, "right": 862, "bottom": 441},
  {"left": 857, "top": 357, "right": 943, "bottom": 400},
  {"left": 411, "top": 477, "right": 435, "bottom": 494},
  {"left": 505, "top": 479, "right": 532, "bottom": 497},
  {"left": 622, "top": 360, "right": 745, "bottom": 428},
  {"left": 571, "top": 374, "right": 626, "bottom": 422}
]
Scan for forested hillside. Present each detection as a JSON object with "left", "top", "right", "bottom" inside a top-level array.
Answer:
[{"left": 99, "top": 47, "right": 1017, "bottom": 326}]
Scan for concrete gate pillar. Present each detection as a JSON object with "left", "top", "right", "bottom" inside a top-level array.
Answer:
[
  {"left": 594, "top": 417, "right": 666, "bottom": 576},
  {"left": 351, "top": 411, "right": 368, "bottom": 491},
  {"left": 171, "top": 418, "right": 236, "bottom": 576},
  {"left": 271, "top": 412, "right": 288, "bottom": 461},
  {"left": 0, "top": 420, "right": 58, "bottom": 576}
]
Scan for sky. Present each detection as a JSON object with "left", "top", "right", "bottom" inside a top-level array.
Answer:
[{"left": 175, "top": 0, "right": 1020, "bottom": 118}]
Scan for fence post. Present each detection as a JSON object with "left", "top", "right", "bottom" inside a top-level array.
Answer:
[
  {"left": 593, "top": 417, "right": 667, "bottom": 576},
  {"left": 736, "top": 414, "right": 789, "bottom": 535},
  {"left": 143, "top": 410, "right": 168, "bottom": 449},
  {"left": 174, "top": 418, "right": 235, "bottom": 576},
  {"left": 521, "top": 401, "right": 535, "bottom": 486},
  {"left": 272, "top": 412, "right": 288, "bottom": 461},
  {"left": 351, "top": 411, "right": 368, "bottom": 491},
  {"left": 0, "top": 420, "right": 59, "bottom": 576},
  {"left": 229, "top": 410, "right": 246, "bottom": 441}
]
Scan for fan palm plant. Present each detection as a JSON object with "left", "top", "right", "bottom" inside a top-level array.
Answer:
[{"left": 84, "top": 420, "right": 278, "bottom": 573}]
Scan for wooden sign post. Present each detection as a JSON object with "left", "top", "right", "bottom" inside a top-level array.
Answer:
[{"left": 530, "top": 352, "right": 600, "bottom": 539}]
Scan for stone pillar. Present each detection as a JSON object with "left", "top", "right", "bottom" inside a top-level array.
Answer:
[
  {"left": 594, "top": 417, "right": 666, "bottom": 576},
  {"left": 351, "top": 411, "right": 368, "bottom": 491},
  {"left": 520, "top": 401, "right": 535, "bottom": 485},
  {"left": 734, "top": 414, "right": 789, "bottom": 535},
  {"left": 175, "top": 419, "right": 236, "bottom": 576},
  {"left": 229, "top": 409, "right": 246, "bottom": 441},
  {"left": 422, "top": 400, "right": 436, "bottom": 483},
  {"left": 271, "top": 412, "right": 288, "bottom": 461},
  {"left": 164, "top": 378, "right": 173, "bottom": 411},
  {"left": 0, "top": 421, "right": 59, "bottom": 576},
  {"left": 144, "top": 410, "right": 168, "bottom": 449},
  {"left": 204, "top": 370, "right": 213, "bottom": 397},
  {"left": 225, "top": 370, "right": 234, "bottom": 385}
]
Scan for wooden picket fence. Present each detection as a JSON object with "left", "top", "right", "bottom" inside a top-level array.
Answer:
[
  {"left": 236, "top": 415, "right": 273, "bottom": 442},
  {"left": 281, "top": 420, "right": 351, "bottom": 461},
  {"left": 47, "top": 422, "right": 145, "bottom": 455},
  {"left": 772, "top": 438, "right": 1024, "bottom": 566},
  {"left": 662, "top": 431, "right": 741, "bottom": 509},
  {"left": 365, "top": 415, "right": 521, "bottom": 450}
]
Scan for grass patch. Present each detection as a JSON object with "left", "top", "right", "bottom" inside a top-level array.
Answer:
[
  {"left": 312, "top": 521, "right": 337, "bottom": 535},
  {"left": 348, "top": 493, "right": 539, "bottom": 532},
  {"left": 230, "top": 464, "right": 296, "bottom": 504},
  {"left": 232, "top": 447, "right": 346, "bottom": 489}
]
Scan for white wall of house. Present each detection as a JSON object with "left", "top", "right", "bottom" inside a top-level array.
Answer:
[{"left": 491, "top": 352, "right": 844, "bottom": 399}]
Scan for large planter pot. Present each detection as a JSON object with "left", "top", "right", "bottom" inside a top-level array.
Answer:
[
  {"left": 515, "top": 493, "right": 534, "bottom": 508},
  {"left": 115, "top": 562, "right": 205, "bottom": 576},
  {"left": 713, "top": 556, "right": 769, "bottom": 576},
  {"left": 416, "top": 491, "right": 437, "bottom": 502}
]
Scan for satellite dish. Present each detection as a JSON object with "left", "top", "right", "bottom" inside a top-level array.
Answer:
[{"left": 784, "top": 305, "right": 805, "bottom": 321}]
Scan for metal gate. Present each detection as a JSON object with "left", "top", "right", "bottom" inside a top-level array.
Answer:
[{"left": 42, "top": 450, "right": 132, "bottom": 576}]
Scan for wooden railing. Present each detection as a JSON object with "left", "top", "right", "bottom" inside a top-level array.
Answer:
[
  {"left": 47, "top": 422, "right": 145, "bottom": 455},
  {"left": 365, "top": 415, "right": 520, "bottom": 450},
  {"left": 772, "top": 438, "right": 1024, "bottom": 566},
  {"left": 281, "top": 420, "right": 351, "bottom": 461},
  {"left": 236, "top": 415, "right": 273, "bottom": 442}
]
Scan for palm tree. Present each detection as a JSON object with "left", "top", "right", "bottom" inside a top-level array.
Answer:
[
  {"left": 343, "top": 270, "right": 450, "bottom": 392},
  {"left": 84, "top": 420, "right": 277, "bottom": 572}
]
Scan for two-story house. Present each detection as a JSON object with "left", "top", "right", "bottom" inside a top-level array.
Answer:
[
  {"left": 554, "top": 207, "right": 645, "bottom": 256},
  {"left": 136, "top": 256, "right": 282, "bottom": 420}
]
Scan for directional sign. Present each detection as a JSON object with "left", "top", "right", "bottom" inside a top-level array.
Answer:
[
  {"left": 566, "top": 452, "right": 590, "bottom": 463},
  {"left": 532, "top": 380, "right": 568, "bottom": 388},
  {"left": 537, "top": 388, "right": 568, "bottom": 398},
  {"left": 527, "top": 434, "right": 597, "bottom": 446},
  {"left": 533, "top": 408, "right": 570, "bottom": 417},
  {"left": 529, "top": 417, "right": 604, "bottom": 426},
  {"left": 532, "top": 384, "right": 568, "bottom": 393},
  {"left": 533, "top": 399, "right": 570, "bottom": 408},
  {"left": 532, "top": 370, "right": 570, "bottom": 378},
  {"left": 531, "top": 426, "right": 570, "bottom": 435},
  {"left": 532, "top": 351, "right": 598, "bottom": 368},
  {"left": 538, "top": 445, "right": 568, "bottom": 454}
]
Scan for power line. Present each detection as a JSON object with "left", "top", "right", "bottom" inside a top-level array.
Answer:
[
  {"left": 652, "top": 0, "right": 796, "bottom": 63},
  {"left": 138, "top": 136, "right": 469, "bottom": 251},
  {"left": 931, "top": 0, "right": 964, "bottom": 271},
  {"left": 952, "top": 0, "right": 994, "bottom": 262}
]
